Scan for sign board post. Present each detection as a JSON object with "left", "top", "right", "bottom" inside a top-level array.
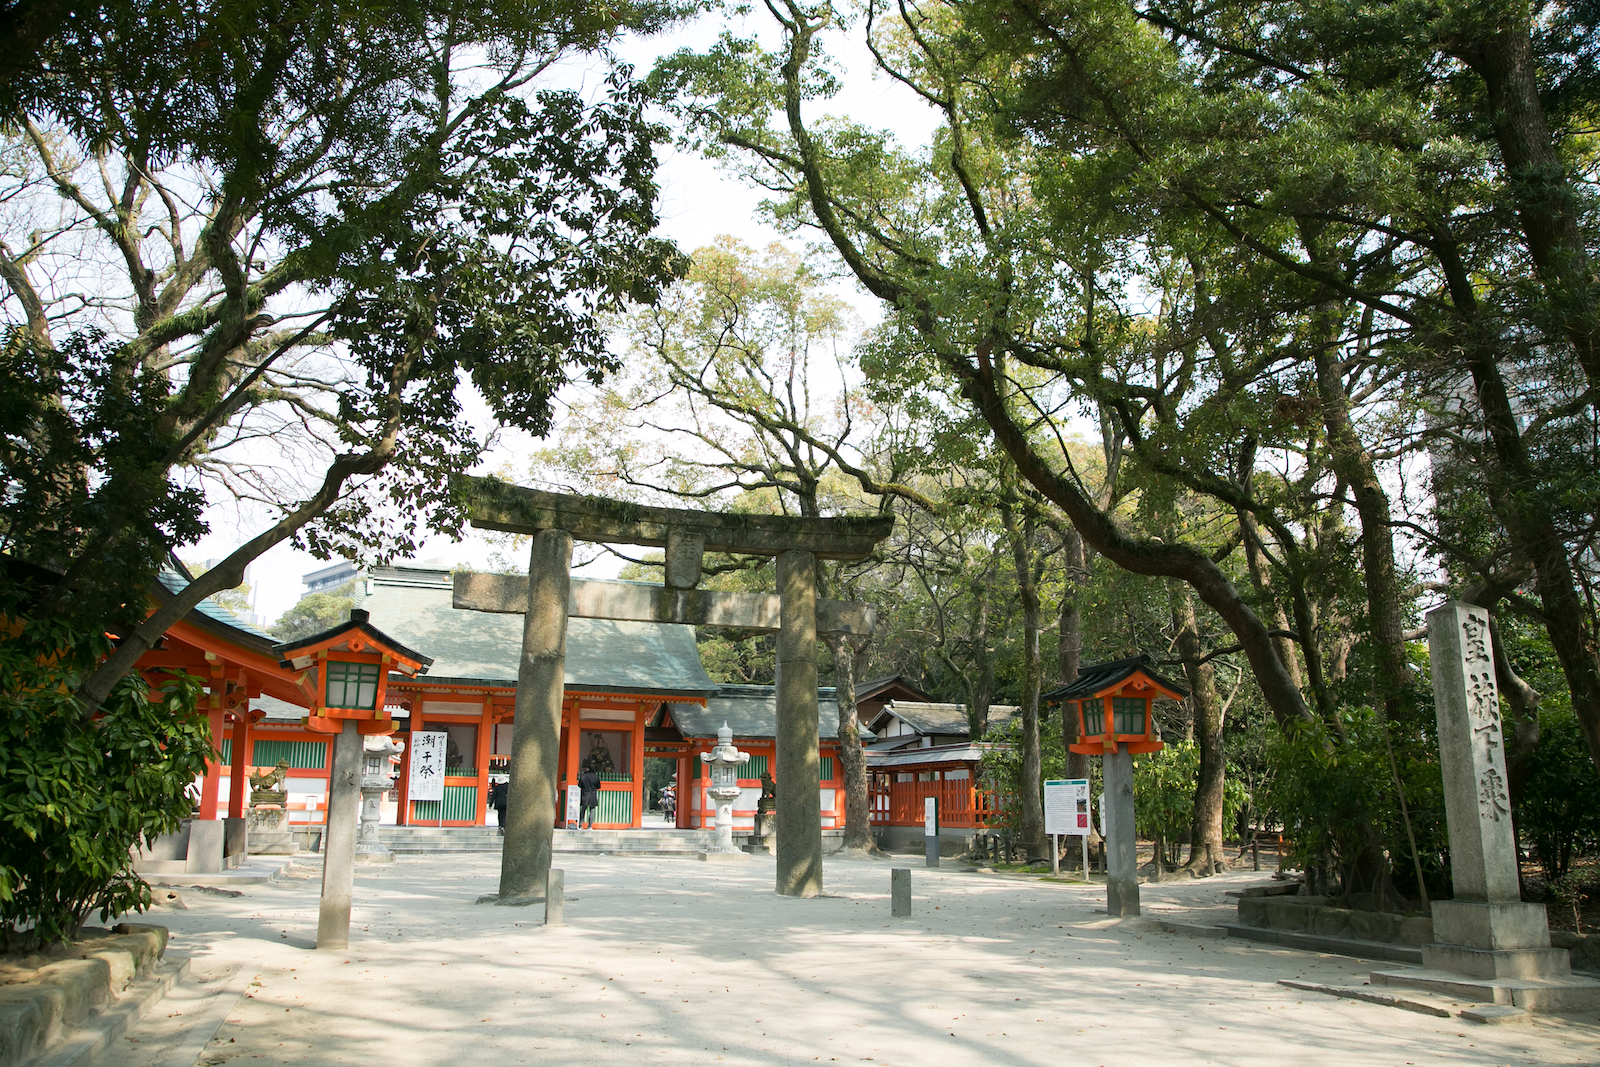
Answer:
[
  {"left": 923, "top": 795, "right": 939, "bottom": 868},
  {"left": 407, "top": 731, "right": 448, "bottom": 827},
  {"left": 565, "top": 784, "right": 581, "bottom": 830},
  {"left": 1044, "top": 779, "right": 1093, "bottom": 879}
]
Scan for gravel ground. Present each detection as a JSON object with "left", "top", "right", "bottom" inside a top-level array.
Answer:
[{"left": 114, "top": 851, "right": 1600, "bottom": 1066}]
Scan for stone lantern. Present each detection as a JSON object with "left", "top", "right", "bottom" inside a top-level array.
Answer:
[
  {"left": 356, "top": 735, "right": 404, "bottom": 864},
  {"left": 699, "top": 723, "right": 750, "bottom": 857}
]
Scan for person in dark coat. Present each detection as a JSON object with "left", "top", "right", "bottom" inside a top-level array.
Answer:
[
  {"left": 577, "top": 765, "right": 601, "bottom": 829},
  {"left": 490, "top": 778, "right": 509, "bottom": 835}
]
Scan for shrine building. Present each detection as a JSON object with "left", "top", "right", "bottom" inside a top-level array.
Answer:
[{"left": 143, "top": 565, "right": 911, "bottom": 842}]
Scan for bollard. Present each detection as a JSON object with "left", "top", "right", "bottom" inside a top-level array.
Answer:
[
  {"left": 544, "top": 869, "right": 564, "bottom": 926},
  {"left": 891, "top": 868, "right": 911, "bottom": 918}
]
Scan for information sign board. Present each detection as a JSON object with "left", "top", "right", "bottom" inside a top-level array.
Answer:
[
  {"left": 1044, "top": 778, "right": 1091, "bottom": 836},
  {"left": 408, "top": 731, "right": 448, "bottom": 803},
  {"left": 923, "top": 796, "right": 938, "bottom": 837},
  {"left": 565, "top": 784, "right": 582, "bottom": 826}
]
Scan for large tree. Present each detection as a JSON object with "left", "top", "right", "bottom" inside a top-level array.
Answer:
[
  {"left": 651, "top": 0, "right": 1600, "bottom": 787},
  {"left": 1, "top": 0, "right": 684, "bottom": 710}
]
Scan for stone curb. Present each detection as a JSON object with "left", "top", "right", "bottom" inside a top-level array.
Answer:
[
  {"left": 1278, "top": 979, "right": 1453, "bottom": 1017},
  {"left": 1155, "top": 920, "right": 1227, "bottom": 939},
  {"left": 1221, "top": 923, "right": 1425, "bottom": 964},
  {"left": 29, "top": 958, "right": 189, "bottom": 1067},
  {"left": 0, "top": 924, "right": 168, "bottom": 1067}
]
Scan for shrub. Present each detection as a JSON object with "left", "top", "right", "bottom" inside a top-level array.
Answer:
[
  {"left": 1263, "top": 708, "right": 1448, "bottom": 904},
  {"left": 1517, "top": 705, "right": 1600, "bottom": 881},
  {"left": 1132, "top": 741, "right": 1248, "bottom": 865},
  {"left": 0, "top": 611, "right": 211, "bottom": 949}
]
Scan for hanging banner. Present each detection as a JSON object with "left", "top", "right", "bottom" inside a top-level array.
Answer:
[
  {"left": 408, "top": 731, "right": 448, "bottom": 802},
  {"left": 1044, "top": 778, "right": 1091, "bottom": 836}
]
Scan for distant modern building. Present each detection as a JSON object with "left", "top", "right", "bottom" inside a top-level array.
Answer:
[{"left": 301, "top": 560, "right": 361, "bottom": 594}]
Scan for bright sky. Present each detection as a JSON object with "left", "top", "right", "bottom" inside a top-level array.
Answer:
[{"left": 189, "top": 9, "right": 939, "bottom": 628}]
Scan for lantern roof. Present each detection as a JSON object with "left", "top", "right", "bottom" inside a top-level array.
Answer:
[
  {"left": 272, "top": 609, "right": 433, "bottom": 676},
  {"left": 1041, "top": 654, "right": 1189, "bottom": 704}
]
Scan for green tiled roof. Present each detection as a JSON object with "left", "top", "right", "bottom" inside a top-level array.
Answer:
[
  {"left": 155, "top": 569, "right": 278, "bottom": 643},
  {"left": 358, "top": 567, "right": 718, "bottom": 699},
  {"left": 670, "top": 684, "right": 863, "bottom": 741}
]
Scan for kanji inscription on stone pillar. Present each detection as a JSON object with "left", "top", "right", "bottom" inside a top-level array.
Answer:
[{"left": 1428, "top": 601, "right": 1519, "bottom": 903}]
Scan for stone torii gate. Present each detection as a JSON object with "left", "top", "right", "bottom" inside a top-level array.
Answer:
[{"left": 452, "top": 476, "right": 894, "bottom": 900}]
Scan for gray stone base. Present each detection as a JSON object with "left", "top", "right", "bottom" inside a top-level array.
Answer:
[
  {"left": 354, "top": 851, "right": 395, "bottom": 864},
  {"left": 1431, "top": 900, "right": 1551, "bottom": 951},
  {"left": 1371, "top": 967, "right": 1600, "bottom": 1013},
  {"left": 698, "top": 850, "right": 750, "bottom": 862},
  {"left": 1368, "top": 897, "right": 1600, "bottom": 1012},
  {"left": 248, "top": 832, "right": 298, "bottom": 855},
  {"left": 1422, "top": 942, "right": 1572, "bottom": 981}
]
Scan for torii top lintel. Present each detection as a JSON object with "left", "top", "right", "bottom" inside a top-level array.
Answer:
[{"left": 460, "top": 476, "right": 895, "bottom": 562}]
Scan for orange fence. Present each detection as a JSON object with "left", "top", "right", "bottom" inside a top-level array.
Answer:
[{"left": 869, "top": 776, "right": 999, "bottom": 829}]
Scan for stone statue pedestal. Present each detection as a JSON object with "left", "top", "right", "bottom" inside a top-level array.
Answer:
[{"left": 1372, "top": 602, "right": 1600, "bottom": 1014}]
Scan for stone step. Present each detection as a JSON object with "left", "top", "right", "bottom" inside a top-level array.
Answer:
[{"left": 1370, "top": 966, "right": 1600, "bottom": 1013}]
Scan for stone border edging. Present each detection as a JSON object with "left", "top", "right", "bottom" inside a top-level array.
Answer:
[
  {"left": 1223, "top": 923, "right": 1425, "bottom": 964},
  {"left": 0, "top": 924, "right": 168, "bottom": 1067}
]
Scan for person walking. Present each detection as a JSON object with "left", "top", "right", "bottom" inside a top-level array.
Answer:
[
  {"left": 577, "top": 764, "right": 601, "bottom": 830},
  {"left": 490, "top": 777, "right": 509, "bottom": 835}
]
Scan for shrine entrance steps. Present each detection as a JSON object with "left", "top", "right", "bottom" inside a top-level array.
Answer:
[{"left": 377, "top": 827, "right": 716, "bottom": 857}]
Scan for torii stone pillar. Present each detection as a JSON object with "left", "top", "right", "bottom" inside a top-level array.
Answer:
[
  {"left": 776, "top": 548, "right": 821, "bottom": 896},
  {"left": 453, "top": 476, "right": 893, "bottom": 900},
  {"left": 498, "top": 529, "right": 572, "bottom": 904}
]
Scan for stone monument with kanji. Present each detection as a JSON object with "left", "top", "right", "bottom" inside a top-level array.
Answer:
[{"left": 1372, "top": 601, "right": 1600, "bottom": 1013}]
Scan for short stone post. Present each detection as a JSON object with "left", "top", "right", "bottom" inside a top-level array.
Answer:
[
  {"left": 317, "top": 719, "right": 363, "bottom": 949},
  {"left": 544, "top": 869, "right": 564, "bottom": 926},
  {"left": 1102, "top": 746, "right": 1139, "bottom": 917},
  {"left": 775, "top": 548, "right": 822, "bottom": 898},
  {"left": 891, "top": 869, "right": 911, "bottom": 917},
  {"left": 499, "top": 530, "right": 573, "bottom": 905}
]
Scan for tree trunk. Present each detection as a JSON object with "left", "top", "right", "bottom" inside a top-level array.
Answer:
[
  {"left": 1455, "top": 25, "right": 1600, "bottom": 390},
  {"left": 829, "top": 633, "right": 876, "bottom": 853},
  {"left": 966, "top": 576, "right": 995, "bottom": 736},
  {"left": 1058, "top": 527, "right": 1091, "bottom": 783},
  {"left": 1174, "top": 585, "right": 1226, "bottom": 873},
  {"left": 1311, "top": 320, "right": 1408, "bottom": 720},
  {"left": 1432, "top": 245, "right": 1600, "bottom": 779},
  {"left": 1003, "top": 501, "right": 1046, "bottom": 861}
]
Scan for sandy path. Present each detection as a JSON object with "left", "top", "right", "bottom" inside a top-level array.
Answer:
[{"left": 117, "top": 853, "right": 1599, "bottom": 1066}]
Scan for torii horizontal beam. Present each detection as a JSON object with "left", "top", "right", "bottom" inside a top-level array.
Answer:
[
  {"left": 457, "top": 476, "right": 894, "bottom": 562},
  {"left": 454, "top": 573, "right": 876, "bottom": 637}
]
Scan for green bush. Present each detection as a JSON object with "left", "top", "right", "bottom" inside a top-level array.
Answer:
[
  {"left": 1132, "top": 741, "right": 1248, "bottom": 865},
  {"left": 1517, "top": 706, "right": 1600, "bottom": 881},
  {"left": 1, "top": 612, "right": 212, "bottom": 949},
  {"left": 1263, "top": 708, "right": 1448, "bottom": 903}
]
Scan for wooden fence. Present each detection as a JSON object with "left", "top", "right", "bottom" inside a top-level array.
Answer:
[{"left": 869, "top": 774, "right": 1000, "bottom": 829}]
